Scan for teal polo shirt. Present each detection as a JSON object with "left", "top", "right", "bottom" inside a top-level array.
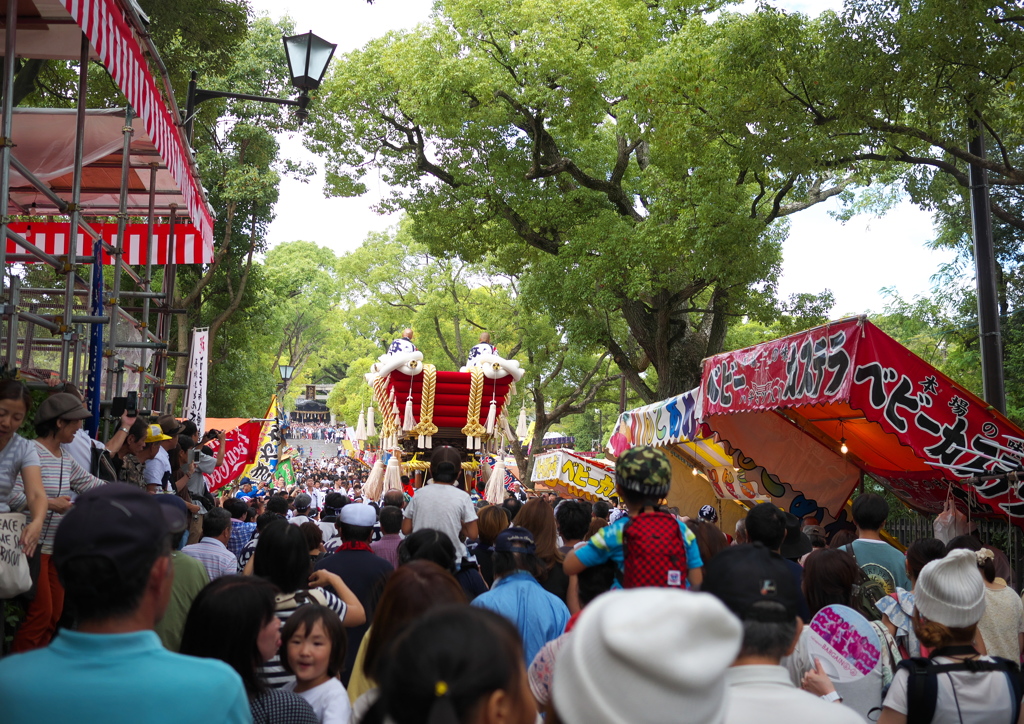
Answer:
[{"left": 0, "top": 629, "right": 252, "bottom": 724}]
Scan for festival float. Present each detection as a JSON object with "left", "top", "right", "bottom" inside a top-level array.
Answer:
[{"left": 356, "top": 342, "right": 527, "bottom": 501}]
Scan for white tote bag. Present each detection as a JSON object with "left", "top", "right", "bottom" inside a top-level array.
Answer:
[{"left": 0, "top": 511, "right": 32, "bottom": 598}]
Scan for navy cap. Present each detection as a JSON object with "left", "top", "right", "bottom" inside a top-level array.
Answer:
[{"left": 53, "top": 486, "right": 185, "bottom": 581}]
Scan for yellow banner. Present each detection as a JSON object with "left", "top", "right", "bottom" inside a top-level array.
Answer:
[
  {"left": 531, "top": 450, "right": 616, "bottom": 501},
  {"left": 240, "top": 396, "right": 280, "bottom": 485}
]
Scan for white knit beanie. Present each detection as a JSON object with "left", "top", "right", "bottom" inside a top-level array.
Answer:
[
  {"left": 914, "top": 548, "right": 987, "bottom": 628},
  {"left": 551, "top": 589, "right": 742, "bottom": 724}
]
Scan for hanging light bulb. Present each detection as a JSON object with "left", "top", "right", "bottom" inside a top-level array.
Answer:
[
  {"left": 840, "top": 437, "right": 848, "bottom": 455},
  {"left": 692, "top": 466, "right": 699, "bottom": 476}
]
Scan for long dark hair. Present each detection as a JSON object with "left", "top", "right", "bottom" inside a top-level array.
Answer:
[
  {"left": 179, "top": 575, "right": 278, "bottom": 697},
  {"left": 368, "top": 606, "right": 528, "bottom": 724},
  {"left": 363, "top": 561, "right": 467, "bottom": 682},
  {"left": 802, "top": 548, "right": 861, "bottom": 617},
  {"left": 253, "top": 519, "right": 311, "bottom": 592}
]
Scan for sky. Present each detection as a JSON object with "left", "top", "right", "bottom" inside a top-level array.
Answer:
[{"left": 248, "top": 0, "right": 956, "bottom": 318}]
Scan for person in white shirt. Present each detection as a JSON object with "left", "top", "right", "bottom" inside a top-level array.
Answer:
[
  {"left": 702, "top": 544, "right": 863, "bottom": 724},
  {"left": 466, "top": 332, "right": 497, "bottom": 366},
  {"left": 402, "top": 446, "right": 478, "bottom": 560}
]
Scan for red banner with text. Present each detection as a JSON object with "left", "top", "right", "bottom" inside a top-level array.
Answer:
[
  {"left": 204, "top": 421, "right": 263, "bottom": 493},
  {"left": 703, "top": 318, "right": 862, "bottom": 416}
]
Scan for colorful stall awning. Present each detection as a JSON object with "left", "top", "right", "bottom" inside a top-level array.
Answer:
[{"left": 700, "top": 317, "right": 1024, "bottom": 522}]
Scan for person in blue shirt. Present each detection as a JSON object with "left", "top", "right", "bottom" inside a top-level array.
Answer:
[
  {"left": 564, "top": 445, "right": 704, "bottom": 589},
  {"left": 0, "top": 485, "right": 252, "bottom": 724},
  {"left": 471, "top": 526, "right": 570, "bottom": 665}
]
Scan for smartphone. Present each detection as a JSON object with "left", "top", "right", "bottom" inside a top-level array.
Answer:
[
  {"left": 110, "top": 396, "right": 127, "bottom": 418},
  {"left": 126, "top": 391, "right": 137, "bottom": 418},
  {"left": 187, "top": 448, "right": 197, "bottom": 464}
]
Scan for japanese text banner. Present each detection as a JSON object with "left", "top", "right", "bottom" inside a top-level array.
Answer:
[
  {"left": 851, "top": 324, "right": 1024, "bottom": 518},
  {"left": 702, "top": 318, "right": 863, "bottom": 416},
  {"left": 204, "top": 421, "right": 262, "bottom": 493},
  {"left": 532, "top": 449, "right": 617, "bottom": 501}
]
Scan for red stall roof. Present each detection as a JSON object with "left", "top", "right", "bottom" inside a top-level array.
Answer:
[{"left": 699, "top": 317, "right": 1024, "bottom": 523}]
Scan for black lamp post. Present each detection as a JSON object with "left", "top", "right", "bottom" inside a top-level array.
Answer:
[
  {"left": 278, "top": 364, "right": 294, "bottom": 442},
  {"left": 184, "top": 31, "right": 337, "bottom": 144}
]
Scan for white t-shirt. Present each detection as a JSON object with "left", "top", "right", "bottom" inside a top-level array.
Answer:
[
  {"left": 402, "top": 482, "right": 477, "bottom": 559},
  {"left": 284, "top": 677, "right": 351, "bottom": 724},
  {"left": 62, "top": 428, "right": 104, "bottom": 475},
  {"left": 144, "top": 446, "right": 172, "bottom": 492},
  {"left": 883, "top": 655, "right": 1019, "bottom": 723}
]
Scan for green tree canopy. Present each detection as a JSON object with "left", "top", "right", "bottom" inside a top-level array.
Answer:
[{"left": 305, "top": 0, "right": 843, "bottom": 403}]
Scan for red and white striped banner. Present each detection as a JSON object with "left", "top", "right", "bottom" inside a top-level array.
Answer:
[
  {"left": 6, "top": 222, "right": 210, "bottom": 264},
  {"left": 61, "top": 0, "right": 214, "bottom": 256}
]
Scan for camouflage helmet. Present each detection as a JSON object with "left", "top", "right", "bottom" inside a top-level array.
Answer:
[{"left": 615, "top": 445, "right": 672, "bottom": 498}]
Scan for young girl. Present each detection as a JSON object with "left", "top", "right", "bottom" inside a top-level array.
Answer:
[
  {"left": 281, "top": 605, "right": 351, "bottom": 724},
  {"left": 875, "top": 538, "right": 947, "bottom": 658}
]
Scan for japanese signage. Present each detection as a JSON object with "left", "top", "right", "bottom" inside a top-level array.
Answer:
[
  {"left": 239, "top": 397, "right": 281, "bottom": 486},
  {"left": 851, "top": 323, "right": 1024, "bottom": 518},
  {"left": 608, "top": 390, "right": 701, "bottom": 457},
  {"left": 183, "top": 328, "right": 209, "bottom": 436},
  {"left": 204, "top": 421, "right": 262, "bottom": 493},
  {"left": 532, "top": 449, "right": 617, "bottom": 501},
  {"left": 701, "top": 319, "right": 1024, "bottom": 522},
  {"left": 703, "top": 319, "right": 862, "bottom": 416}
]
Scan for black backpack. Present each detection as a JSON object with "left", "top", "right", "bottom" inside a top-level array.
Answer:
[
  {"left": 896, "top": 647, "right": 1022, "bottom": 724},
  {"left": 844, "top": 543, "right": 888, "bottom": 621}
]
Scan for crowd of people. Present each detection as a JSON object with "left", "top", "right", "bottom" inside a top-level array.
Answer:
[
  {"left": 0, "top": 377, "right": 1022, "bottom": 723},
  {"left": 287, "top": 423, "right": 345, "bottom": 442}
]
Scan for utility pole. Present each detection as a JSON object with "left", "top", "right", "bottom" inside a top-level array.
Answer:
[{"left": 967, "top": 115, "right": 1006, "bottom": 413}]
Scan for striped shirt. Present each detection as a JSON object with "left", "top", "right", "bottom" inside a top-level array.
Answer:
[
  {"left": 10, "top": 442, "right": 104, "bottom": 554},
  {"left": 181, "top": 538, "right": 236, "bottom": 581},
  {"left": 261, "top": 589, "right": 349, "bottom": 689}
]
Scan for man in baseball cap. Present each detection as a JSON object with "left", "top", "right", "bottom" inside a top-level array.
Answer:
[
  {"left": 564, "top": 445, "right": 704, "bottom": 590},
  {"left": 0, "top": 486, "right": 250, "bottom": 723},
  {"left": 314, "top": 502, "right": 392, "bottom": 686},
  {"left": 472, "top": 527, "right": 570, "bottom": 665},
  {"left": 702, "top": 544, "right": 863, "bottom": 724},
  {"left": 144, "top": 418, "right": 180, "bottom": 494}
]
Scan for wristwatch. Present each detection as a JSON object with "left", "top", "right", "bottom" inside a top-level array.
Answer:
[
  {"left": 120, "top": 427, "right": 130, "bottom": 434},
  {"left": 820, "top": 691, "right": 842, "bottom": 703}
]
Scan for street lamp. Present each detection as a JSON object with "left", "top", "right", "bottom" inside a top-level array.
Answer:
[
  {"left": 184, "top": 31, "right": 337, "bottom": 143},
  {"left": 277, "top": 364, "right": 295, "bottom": 443}
]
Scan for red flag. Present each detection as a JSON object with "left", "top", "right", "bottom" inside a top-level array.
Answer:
[{"left": 204, "top": 421, "right": 263, "bottom": 493}]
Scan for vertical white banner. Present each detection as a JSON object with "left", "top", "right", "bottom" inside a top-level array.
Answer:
[{"left": 183, "top": 327, "right": 210, "bottom": 435}]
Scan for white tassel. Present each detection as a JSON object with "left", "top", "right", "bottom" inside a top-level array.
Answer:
[
  {"left": 355, "top": 409, "right": 367, "bottom": 442},
  {"left": 364, "top": 458, "right": 385, "bottom": 501},
  {"left": 383, "top": 454, "right": 403, "bottom": 494},
  {"left": 418, "top": 434, "right": 426, "bottom": 447},
  {"left": 484, "top": 456, "right": 507, "bottom": 504},
  {"left": 516, "top": 406, "right": 528, "bottom": 438},
  {"left": 485, "top": 398, "right": 497, "bottom": 435},
  {"left": 367, "top": 406, "right": 376, "bottom": 437},
  {"left": 403, "top": 396, "right": 416, "bottom": 432},
  {"left": 509, "top": 381, "right": 516, "bottom": 397}
]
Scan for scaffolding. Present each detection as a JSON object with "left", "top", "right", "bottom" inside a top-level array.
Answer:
[{"left": 0, "top": 0, "right": 215, "bottom": 434}]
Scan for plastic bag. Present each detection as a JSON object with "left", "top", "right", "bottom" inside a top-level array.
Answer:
[{"left": 933, "top": 499, "right": 969, "bottom": 543}]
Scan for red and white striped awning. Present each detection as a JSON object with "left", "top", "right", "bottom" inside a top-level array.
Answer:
[
  {"left": 1, "top": 0, "right": 215, "bottom": 255},
  {"left": 5, "top": 222, "right": 210, "bottom": 265},
  {"left": 63, "top": 0, "right": 213, "bottom": 250}
]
